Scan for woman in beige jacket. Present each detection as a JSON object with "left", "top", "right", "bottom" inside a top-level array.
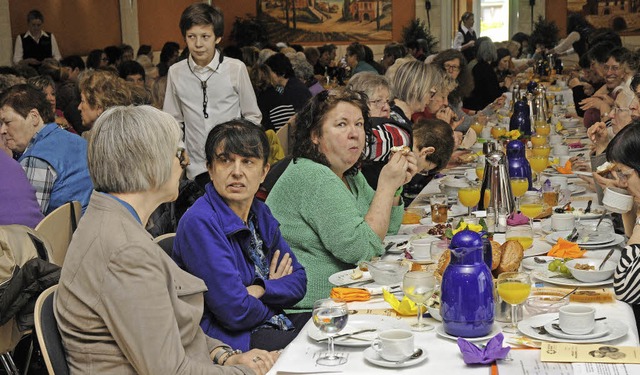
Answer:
[{"left": 54, "top": 105, "right": 278, "bottom": 374}]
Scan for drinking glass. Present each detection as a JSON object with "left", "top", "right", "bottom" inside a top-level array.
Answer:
[
  {"left": 536, "top": 123, "right": 551, "bottom": 136},
  {"left": 519, "top": 192, "right": 544, "bottom": 232},
  {"left": 491, "top": 125, "right": 506, "bottom": 139},
  {"left": 532, "top": 145, "right": 551, "bottom": 158},
  {"left": 528, "top": 155, "right": 548, "bottom": 188},
  {"left": 510, "top": 177, "right": 528, "bottom": 212},
  {"left": 402, "top": 271, "right": 436, "bottom": 332},
  {"left": 505, "top": 225, "right": 534, "bottom": 249},
  {"left": 430, "top": 194, "right": 449, "bottom": 224},
  {"left": 475, "top": 162, "right": 485, "bottom": 182},
  {"left": 530, "top": 134, "right": 548, "bottom": 147},
  {"left": 312, "top": 299, "right": 349, "bottom": 366},
  {"left": 430, "top": 239, "right": 449, "bottom": 263},
  {"left": 458, "top": 182, "right": 481, "bottom": 218},
  {"left": 496, "top": 272, "right": 531, "bottom": 332},
  {"left": 470, "top": 120, "right": 484, "bottom": 136}
]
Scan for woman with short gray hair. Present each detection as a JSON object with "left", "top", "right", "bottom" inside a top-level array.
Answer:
[
  {"left": 463, "top": 37, "right": 508, "bottom": 111},
  {"left": 55, "top": 105, "right": 277, "bottom": 374}
]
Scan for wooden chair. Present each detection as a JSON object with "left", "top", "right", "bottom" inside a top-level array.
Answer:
[
  {"left": 153, "top": 233, "right": 176, "bottom": 257},
  {"left": 35, "top": 201, "right": 81, "bottom": 267},
  {"left": 34, "top": 285, "right": 69, "bottom": 375}
]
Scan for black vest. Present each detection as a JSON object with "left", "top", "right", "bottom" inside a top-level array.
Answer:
[
  {"left": 461, "top": 28, "right": 477, "bottom": 63},
  {"left": 21, "top": 33, "right": 53, "bottom": 62}
]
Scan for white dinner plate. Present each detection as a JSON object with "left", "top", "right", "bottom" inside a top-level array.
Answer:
[
  {"left": 308, "top": 314, "right": 411, "bottom": 347},
  {"left": 521, "top": 256, "right": 560, "bottom": 270},
  {"left": 544, "top": 321, "right": 609, "bottom": 340},
  {"left": 545, "top": 231, "right": 615, "bottom": 246},
  {"left": 435, "top": 324, "right": 501, "bottom": 342},
  {"left": 542, "top": 169, "right": 576, "bottom": 178},
  {"left": 573, "top": 171, "right": 594, "bottom": 177},
  {"left": 363, "top": 346, "right": 428, "bottom": 368},
  {"left": 384, "top": 234, "right": 412, "bottom": 254},
  {"left": 544, "top": 232, "right": 625, "bottom": 250},
  {"left": 524, "top": 239, "right": 553, "bottom": 257},
  {"left": 328, "top": 269, "right": 372, "bottom": 287},
  {"left": 449, "top": 204, "right": 468, "bottom": 217},
  {"left": 531, "top": 269, "right": 613, "bottom": 287},
  {"left": 568, "top": 185, "right": 587, "bottom": 196},
  {"left": 518, "top": 313, "right": 628, "bottom": 344}
]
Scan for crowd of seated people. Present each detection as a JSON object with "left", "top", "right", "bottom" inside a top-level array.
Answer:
[{"left": 4, "top": 4, "right": 640, "bottom": 374}]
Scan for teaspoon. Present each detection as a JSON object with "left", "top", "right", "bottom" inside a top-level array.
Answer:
[{"left": 394, "top": 348, "right": 423, "bottom": 365}]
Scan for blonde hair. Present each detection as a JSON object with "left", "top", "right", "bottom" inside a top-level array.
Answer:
[{"left": 389, "top": 61, "right": 449, "bottom": 109}]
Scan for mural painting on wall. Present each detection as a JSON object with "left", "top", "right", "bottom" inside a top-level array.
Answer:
[
  {"left": 568, "top": 0, "right": 640, "bottom": 35},
  {"left": 257, "top": 0, "right": 393, "bottom": 43}
]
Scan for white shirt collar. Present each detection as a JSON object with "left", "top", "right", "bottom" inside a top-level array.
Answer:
[
  {"left": 24, "top": 30, "right": 49, "bottom": 40},
  {"left": 461, "top": 25, "right": 474, "bottom": 34},
  {"left": 188, "top": 49, "right": 221, "bottom": 72}
]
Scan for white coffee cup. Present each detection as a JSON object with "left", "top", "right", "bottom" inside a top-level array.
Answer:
[
  {"left": 551, "top": 213, "right": 575, "bottom": 231},
  {"left": 465, "top": 168, "right": 478, "bottom": 181},
  {"left": 553, "top": 144, "right": 569, "bottom": 156},
  {"left": 559, "top": 305, "right": 595, "bottom": 335},
  {"left": 410, "top": 239, "right": 435, "bottom": 260},
  {"left": 548, "top": 176, "right": 568, "bottom": 190},
  {"left": 603, "top": 187, "right": 634, "bottom": 214},
  {"left": 549, "top": 134, "right": 563, "bottom": 145},
  {"left": 371, "top": 329, "right": 415, "bottom": 361},
  {"left": 558, "top": 155, "right": 572, "bottom": 167}
]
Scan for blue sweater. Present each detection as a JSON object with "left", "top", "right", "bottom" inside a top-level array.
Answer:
[{"left": 173, "top": 184, "right": 306, "bottom": 351}]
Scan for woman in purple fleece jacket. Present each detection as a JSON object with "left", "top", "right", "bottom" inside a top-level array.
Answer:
[{"left": 173, "top": 119, "right": 307, "bottom": 352}]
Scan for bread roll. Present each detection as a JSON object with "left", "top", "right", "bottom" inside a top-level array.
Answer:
[
  {"left": 494, "top": 240, "right": 524, "bottom": 275},
  {"left": 435, "top": 249, "right": 451, "bottom": 281},
  {"left": 490, "top": 240, "right": 502, "bottom": 271},
  {"left": 390, "top": 145, "right": 411, "bottom": 155},
  {"left": 596, "top": 161, "right": 615, "bottom": 176}
]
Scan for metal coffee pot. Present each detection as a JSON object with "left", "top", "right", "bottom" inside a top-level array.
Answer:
[{"left": 478, "top": 150, "right": 515, "bottom": 215}]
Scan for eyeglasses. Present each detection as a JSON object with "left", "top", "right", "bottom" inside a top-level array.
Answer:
[
  {"left": 603, "top": 64, "right": 620, "bottom": 73},
  {"left": 615, "top": 168, "right": 635, "bottom": 183},
  {"left": 176, "top": 147, "right": 187, "bottom": 169},
  {"left": 611, "top": 106, "right": 631, "bottom": 115},
  {"left": 444, "top": 64, "right": 461, "bottom": 72},
  {"left": 429, "top": 89, "right": 438, "bottom": 99},
  {"left": 369, "top": 98, "right": 391, "bottom": 108}
]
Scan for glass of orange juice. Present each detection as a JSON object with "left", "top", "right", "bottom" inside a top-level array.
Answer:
[
  {"left": 510, "top": 177, "right": 529, "bottom": 212},
  {"left": 491, "top": 125, "right": 506, "bottom": 139},
  {"left": 535, "top": 123, "right": 551, "bottom": 136},
  {"left": 470, "top": 121, "right": 484, "bottom": 136},
  {"left": 475, "top": 162, "right": 485, "bottom": 182},
  {"left": 532, "top": 145, "right": 551, "bottom": 158},
  {"left": 458, "top": 182, "right": 481, "bottom": 219},
  {"left": 497, "top": 272, "right": 531, "bottom": 332},
  {"left": 530, "top": 134, "right": 547, "bottom": 147},
  {"left": 520, "top": 191, "right": 544, "bottom": 232},
  {"left": 505, "top": 225, "right": 534, "bottom": 250},
  {"left": 528, "top": 155, "right": 548, "bottom": 188}
]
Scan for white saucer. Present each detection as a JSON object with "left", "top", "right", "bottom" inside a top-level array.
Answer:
[
  {"left": 544, "top": 321, "right": 609, "bottom": 340},
  {"left": 435, "top": 324, "right": 501, "bottom": 342},
  {"left": 518, "top": 313, "right": 628, "bottom": 344},
  {"left": 328, "top": 269, "right": 372, "bottom": 286},
  {"left": 363, "top": 346, "right": 427, "bottom": 368}
]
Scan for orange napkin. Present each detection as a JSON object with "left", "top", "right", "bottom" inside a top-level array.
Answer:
[
  {"left": 330, "top": 287, "right": 371, "bottom": 302},
  {"left": 547, "top": 238, "right": 586, "bottom": 258},
  {"left": 556, "top": 160, "right": 573, "bottom": 174}
]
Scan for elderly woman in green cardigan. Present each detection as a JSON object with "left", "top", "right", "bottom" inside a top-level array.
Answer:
[{"left": 266, "top": 88, "right": 418, "bottom": 310}]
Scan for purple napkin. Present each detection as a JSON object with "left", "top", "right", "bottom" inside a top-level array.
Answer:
[
  {"left": 457, "top": 333, "right": 511, "bottom": 365},
  {"left": 507, "top": 212, "right": 529, "bottom": 226}
]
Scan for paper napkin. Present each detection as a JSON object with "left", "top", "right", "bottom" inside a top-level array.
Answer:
[
  {"left": 330, "top": 287, "right": 371, "bottom": 302},
  {"left": 457, "top": 333, "right": 511, "bottom": 364},
  {"left": 507, "top": 212, "right": 529, "bottom": 226},
  {"left": 382, "top": 289, "right": 422, "bottom": 316},
  {"left": 547, "top": 238, "right": 586, "bottom": 258}
]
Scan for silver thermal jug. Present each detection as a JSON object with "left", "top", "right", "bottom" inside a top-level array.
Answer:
[{"left": 478, "top": 150, "right": 514, "bottom": 216}]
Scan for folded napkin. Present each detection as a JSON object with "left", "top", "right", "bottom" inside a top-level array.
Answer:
[
  {"left": 547, "top": 238, "right": 586, "bottom": 258},
  {"left": 507, "top": 212, "right": 529, "bottom": 226},
  {"left": 330, "top": 287, "right": 371, "bottom": 302},
  {"left": 457, "top": 333, "right": 511, "bottom": 365},
  {"left": 568, "top": 141, "right": 584, "bottom": 149},
  {"left": 556, "top": 160, "right": 573, "bottom": 174},
  {"left": 555, "top": 122, "right": 563, "bottom": 132},
  {"left": 383, "top": 289, "right": 422, "bottom": 316}
]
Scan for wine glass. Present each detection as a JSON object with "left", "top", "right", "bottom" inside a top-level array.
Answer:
[
  {"left": 402, "top": 271, "right": 436, "bottom": 332},
  {"left": 509, "top": 177, "right": 528, "bottom": 212},
  {"left": 519, "top": 191, "right": 544, "bottom": 233},
  {"left": 458, "top": 182, "right": 481, "bottom": 219},
  {"left": 312, "top": 299, "right": 349, "bottom": 366},
  {"left": 528, "top": 155, "right": 548, "bottom": 188},
  {"left": 496, "top": 272, "right": 531, "bottom": 332}
]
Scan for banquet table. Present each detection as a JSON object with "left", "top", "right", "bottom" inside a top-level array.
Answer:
[{"left": 268, "top": 136, "right": 640, "bottom": 374}]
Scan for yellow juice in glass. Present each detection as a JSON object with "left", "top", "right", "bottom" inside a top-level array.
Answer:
[
  {"left": 530, "top": 135, "right": 548, "bottom": 147},
  {"left": 497, "top": 282, "right": 531, "bottom": 305},
  {"left": 528, "top": 156, "right": 548, "bottom": 173},
  {"left": 532, "top": 145, "right": 551, "bottom": 157},
  {"left": 510, "top": 179, "right": 529, "bottom": 197},
  {"left": 458, "top": 186, "right": 481, "bottom": 208},
  {"left": 505, "top": 235, "right": 534, "bottom": 249},
  {"left": 491, "top": 126, "right": 506, "bottom": 139},
  {"left": 476, "top": 166, "right": 485, "bottom": 181},
  {"left": 483, "top": 189, "right": 491, "bottom": 207},
  {"left": 536, "top": 123, "right": 551, "bottom": 136},
  {"left": 520, "top": 203, "right": 544, "bottom": 219},
  {"left": 471, "top": 122, "right": 484, "bottom": 135}
]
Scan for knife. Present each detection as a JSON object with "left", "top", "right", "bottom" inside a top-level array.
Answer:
[
  {"left": 338, "top": 278, "right": 375, "bottom": 287},
  {"left": 315, "top": 328, "right": 377, "bottom": 343},
  {"left": 384, "top": 242, "right": 396, "bottom": 251}
]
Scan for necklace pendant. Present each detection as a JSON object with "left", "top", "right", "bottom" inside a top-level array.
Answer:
[
  {"left": 201, "top": 81, "right": 207, "bottom": 90},
  {"left": 203, "top": 111, "right": 209, "bottom": 119}
]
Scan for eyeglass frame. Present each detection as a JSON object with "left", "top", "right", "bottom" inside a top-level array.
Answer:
[
  {"left": 176, "top": 146, "right": 187, "bottom": 169},
  {"left": 368, "top": 98, "right": 392, "bottom": 108},
  {"left": 603, "top": 64, "right": 621, "bottom": 73},
  {"left": 615, "top": 167, "right": 636, "bottom": 183},
  {"left": 443, "top": 63, "right": 461, "bottom": 72}
]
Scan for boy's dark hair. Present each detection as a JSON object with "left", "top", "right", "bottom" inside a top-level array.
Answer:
[
  {"left": 61, "top": 55, "right": 85, "bottom": 71},
  {"left": 104, "top": 45, "right": 123, "bottom": 65},
  {"left": 179, "top": 3, "right": 224, "bottom": 38},
  {"left": 346, "top": 43, "right": 365, "bottom": 62},
  {"left": 413, "top": 118, "right": 454, "bottom": 172},
  {"left": 27, "top": 9, "right": 43, "bottom": 23},
  {"left": 205, "top": 119, "right": 269, "bottom": 166},
  {"left": 265, "top": 53, "right": 294, "bottom": 79},
  {"left": 118, "top": 60, "right": 146, "bottom": 81}
]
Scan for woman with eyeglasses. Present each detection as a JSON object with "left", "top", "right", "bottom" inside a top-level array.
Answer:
[
  {"left": 431, "top": 49, "right": 505, "bottom": 134},
  {"left": 173, "top": 119, "right": 307, "bottom": 352},
  {"left": 599, "top": 121, "right": 640, "bottom": 305},
  {"left": 55, "top": 106, "right": 276, "bottom": 374},
  {"left": 266, "top": 88, "right": 417, "bottom": 310}
]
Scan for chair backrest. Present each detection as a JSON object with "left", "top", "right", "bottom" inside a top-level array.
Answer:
[
  {"left": 275, "top": 123, "right": 290, "bottom": 157},
  {"left": 34, "top": 285, "right": 69, "bottom": 375},
  {"left": 35, "top": 201, "right": 81, "bottom": 266},
  {"left": 153, "top": 233, "right": 176, "bottom": 257}
]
